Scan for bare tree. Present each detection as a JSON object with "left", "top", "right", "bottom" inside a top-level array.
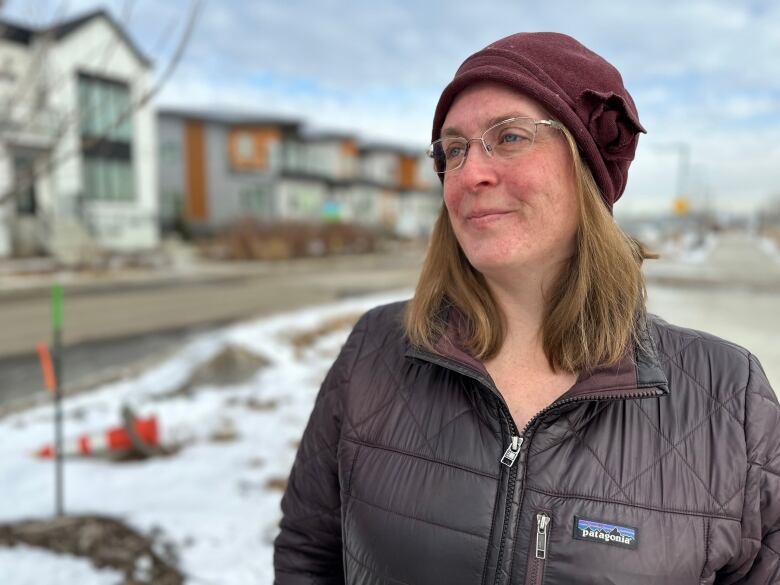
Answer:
[{"left": 0, "top": 0, "right": 201, "bottom": 207}]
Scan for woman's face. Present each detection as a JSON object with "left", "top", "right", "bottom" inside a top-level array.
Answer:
[{"left": 441, "top": 82, "right": 580, "bottom": 282}]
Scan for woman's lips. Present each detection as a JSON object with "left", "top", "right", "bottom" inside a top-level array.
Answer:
[{"left": 464, "top": 210, "right": 513, "bottom": 226}]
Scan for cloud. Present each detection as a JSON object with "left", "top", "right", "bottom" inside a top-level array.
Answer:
[{"left": 3, "top": 0, "right": 778, "bottom": 212}]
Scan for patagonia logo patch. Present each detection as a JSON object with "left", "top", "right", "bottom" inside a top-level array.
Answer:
[{"left": 572, "top": 516, "right": 638, "bottom": 549}]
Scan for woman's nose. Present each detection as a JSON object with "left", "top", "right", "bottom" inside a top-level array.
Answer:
[{"left": 458, "top": 141, "right": 499, "bottom": 187}]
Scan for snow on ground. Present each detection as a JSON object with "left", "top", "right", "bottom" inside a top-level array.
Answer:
[
  {"left": 757, "top": 234, "right": 780, "bottom": 263},
  {"left": 658, "top": 231, "right": 718, "bottom": 263},
  {"left": 0, "top": 290, "right": 410, "bottom": 585},
  {"left": 1, "top": 280, "right": 778, "bottom": 584},
  {"left": 0, "top": 545, "right": 124, "bottom": 585}
]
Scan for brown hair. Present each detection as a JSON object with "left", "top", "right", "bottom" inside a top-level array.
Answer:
[{"left": 404, "top": 126, "right": 652, "bottom": 373}]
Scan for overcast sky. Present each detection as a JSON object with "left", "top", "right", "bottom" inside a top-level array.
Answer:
[{"left": 4, "top": 0, "right": 780, "bottom": 214}]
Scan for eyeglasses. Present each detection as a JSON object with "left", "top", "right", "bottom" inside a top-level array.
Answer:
[{"left": 427, "top": 117, "right": 563, "bottom": 174}]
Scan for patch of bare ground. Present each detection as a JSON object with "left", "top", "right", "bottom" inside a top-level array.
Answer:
[
  {"left": 286, "top": 313, "right": 361, "bottom": 357},
  {"left": 0, "top": 515, "right": 183, "bottom": 584},
  {"left": 264, "top": 477, "right": 288, "bottom": 492},
  {"left": 224, "top": 396, "right": 278, "bottom": 411}
]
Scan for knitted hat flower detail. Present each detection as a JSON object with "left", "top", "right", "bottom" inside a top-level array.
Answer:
[{"left": 579, "top": 89, "right": 646, "bottom": 162}]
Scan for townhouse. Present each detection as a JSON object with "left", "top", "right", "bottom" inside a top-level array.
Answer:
[
  {"left": 0, "top": 9, "right": 158, "bottom": 261},
  {"left": 158, "top": 109, "right": 441, "bottom": 238}
]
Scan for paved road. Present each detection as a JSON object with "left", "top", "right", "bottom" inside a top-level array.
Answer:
[{"left": 0, "top": 251, "right": 424, "bottom": 358}]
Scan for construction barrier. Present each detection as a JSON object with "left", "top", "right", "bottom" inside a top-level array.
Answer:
[{"left": 35, "top": 416, "right": 159, "bottom": 459}]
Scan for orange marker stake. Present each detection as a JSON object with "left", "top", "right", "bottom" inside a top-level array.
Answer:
[{"left": 36, "top": 342, "right": 57, "bottom": 393}]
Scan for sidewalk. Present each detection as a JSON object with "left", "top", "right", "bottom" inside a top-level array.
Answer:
[
  {"left": 642, "top": 233, "right": 780, "bottom": 291},
  {"left": 0, "top": 243, "right": 424, "bottom": 300}
]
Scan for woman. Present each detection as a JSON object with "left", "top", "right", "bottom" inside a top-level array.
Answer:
[{"left": 274, "top": 33, "right": 780, "bottom": 584}]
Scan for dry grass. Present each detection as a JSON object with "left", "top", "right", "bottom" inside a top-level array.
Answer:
[
  {"left": 200, "top": 220, "right": 377, "bottom": 261},
  {"left": 264, "top": 477, "right": 288, "bottom": 492},
  {"left": 208, "top": 417, "right": 239, "bottom": 443},
  {"left": 287, "top": 312, "right": 362, "bottom": 357}
]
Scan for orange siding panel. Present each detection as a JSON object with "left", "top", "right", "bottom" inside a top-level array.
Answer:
[
  {"left": 340, "top": 140, "right": 358, "bottom": 157},
  {"left": 398, "top": 155, "right": 417, "bottom": 189},
  {"left": 184, "top": 120, "right": 208, "bottom": 221}
]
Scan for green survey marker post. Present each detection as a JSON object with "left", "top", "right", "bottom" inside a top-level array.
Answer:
[{"left": 51, "top": 284, "right": 64, "bottom": 517}]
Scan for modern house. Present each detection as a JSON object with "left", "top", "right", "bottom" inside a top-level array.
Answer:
[
  {"left": 158, "top": 108, "right": 442, "bottom": 238},
  {"left": 0, "top": 9, "right": 158, "bottom": 261},
  {"left": 158, "top": 108, "right": 300, "bottom": 233}
]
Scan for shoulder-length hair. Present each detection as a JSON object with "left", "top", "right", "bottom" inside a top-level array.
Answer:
[{"left": 404, "top": 126, "right": 653, "bottom": 373}]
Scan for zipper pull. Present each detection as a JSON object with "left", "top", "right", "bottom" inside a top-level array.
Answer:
[
  {"left": 500, "top": 435, "right": 523, "bottom": 467},
  {"left": 536, "top": 513, "right": 551, "bottom": 559}
]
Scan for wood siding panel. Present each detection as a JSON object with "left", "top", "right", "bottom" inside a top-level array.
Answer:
[
  {"left": 184, "top": 120, "right": 208, "bottom": 221},
  {"left": 398, "top": 155, "right": 417, "bottom": 189}
]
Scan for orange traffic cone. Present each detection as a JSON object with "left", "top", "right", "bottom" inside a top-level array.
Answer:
[{"left": 35, "top": 416, "right": 159, "bottom": 458}]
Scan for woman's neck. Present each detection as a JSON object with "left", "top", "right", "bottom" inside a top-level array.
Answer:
[{"left": 481, "top": 259, "right": 567, "bottom": 369}]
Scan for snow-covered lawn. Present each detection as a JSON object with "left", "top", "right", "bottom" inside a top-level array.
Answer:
[
  {"left": 0, "top": 545, "right": 125, "bottom": 585},
  {"left": 0, "top": 290, "right": 409, "bottom": 585},
  {"left": 1, "top": 283, "right": 778, "bottom": 584}
]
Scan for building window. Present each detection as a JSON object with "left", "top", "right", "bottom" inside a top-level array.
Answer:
[
  {"left": 78, "top": 72, "right": 134, "bottom": 201},
  {"left": 240, "top": 184, "right": 270, "bottom": 212},
  {"left": 236, "top": 133, "right": 254, "bottom": 159},
  {"left": 78, "top": 73, "right": 132, "bottom": 142},
  {"left": 291, "top": 188, "right": 319, "bottom": 214},
  {"left": 83, "top": 157, "right": 135, "bottom": 201}
]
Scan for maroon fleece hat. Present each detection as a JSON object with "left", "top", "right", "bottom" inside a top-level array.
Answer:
[{"left": 432, "top": 32, "right": 646, "bottom": 209}]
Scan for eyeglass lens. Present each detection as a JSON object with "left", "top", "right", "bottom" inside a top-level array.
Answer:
[{"left": 430, "top": 118, "right": 538, "bottom": 174}]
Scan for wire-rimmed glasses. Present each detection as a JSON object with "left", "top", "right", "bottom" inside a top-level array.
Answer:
[{"left": 427, "top": 117, "right": 563, "bottom": 175}]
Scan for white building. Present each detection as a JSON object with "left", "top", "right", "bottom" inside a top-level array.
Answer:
[{"left": 0, "top": 9, "right": 158, "bottom": 261}]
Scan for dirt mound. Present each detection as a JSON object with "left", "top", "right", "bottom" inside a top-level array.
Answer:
[
  {"left": 163, "top": 344, "right": 271, "bottom": 398},
  {"left": 0, "top": 515, "right": 184, "bottom": 584}
]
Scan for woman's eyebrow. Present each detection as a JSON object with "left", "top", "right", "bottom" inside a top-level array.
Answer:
[{"left": 440, "top": 112, "right": 534, "bottom": 137}]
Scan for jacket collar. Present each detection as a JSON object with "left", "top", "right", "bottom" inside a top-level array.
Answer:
[{"left": 406, "top": 307, "right": 669, "bottom": 401}]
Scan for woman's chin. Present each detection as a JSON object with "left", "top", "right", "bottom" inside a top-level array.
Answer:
[{"left": 463, "top": 251, "right": 523, "bottom": 276}]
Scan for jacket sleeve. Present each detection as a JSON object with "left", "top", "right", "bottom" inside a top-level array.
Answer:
[
  {"left": 720, "top": 354, "right": 780, "bottom": 584},
  {"left": 273, "top": 316, "right": 366, "bottom": 584}
]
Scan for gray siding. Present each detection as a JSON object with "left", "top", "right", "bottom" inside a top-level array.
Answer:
[{"left": 157, "top": 116, "right": 185, "bottom": 228}]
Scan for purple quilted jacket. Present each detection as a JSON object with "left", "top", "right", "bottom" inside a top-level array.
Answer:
[{"left": 274, "top": 301, "right": 780, "bottom": 584}]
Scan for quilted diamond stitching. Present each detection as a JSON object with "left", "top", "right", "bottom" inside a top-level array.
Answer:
[
  {"left": 655, "top": 342, "right": 744, "bottom": 427},
  {"left": 650, "top": 333, "right": 701, "bottom": 367},
  {"left": 529, "top": 428, "right": 575, "bottom": 458},
  {"left": 424, "top": 407, "right": 475, "bottom": 450},
  {"left": 610, "top": 385, "right": 745, "bottom": 499},
  {"left": 345, "top": 386, "right": 400, "bottom": 439},
  {"left": 294, "top": 439, "right": 340, "bottom": 470},
  {"left": 342, "top": 342, "right": 409, "bottom": 439},
  {"left": 719, "top": 477, "right": 748, "bottom": 511},
  {"left": 377, "top": 350, "right": 438, "bottom": 457},
  {"left": 635, "top": 400, "right": 730, "bottom": 512},
  {"left": 562, "top": 413, "right": 634, "bottom": 502}
]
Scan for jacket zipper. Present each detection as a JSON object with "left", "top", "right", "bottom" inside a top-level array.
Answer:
[
  {"left": 406, "top": 348, "right": 665, "bottom": 585},
  {"left": 525, "top": 512, "right": 551, "bottom": 585},
  {"left": 405, "top": 351, "right": 525, "bottom": 585},
  {"left": 536, "top": 512, "right": 551, "bottom": 559},
  {"left": 500, "top": 435, "right": 523, "bottom": 467}
]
